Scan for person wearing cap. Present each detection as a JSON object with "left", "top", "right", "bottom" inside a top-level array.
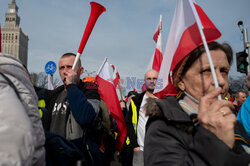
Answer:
[{"left": 144, "top": 42, "right": 250, "bottom": 166}]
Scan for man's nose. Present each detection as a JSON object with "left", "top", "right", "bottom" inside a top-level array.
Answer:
[{"left": 62, "top": 68, "right": 68, "bottom": 75}]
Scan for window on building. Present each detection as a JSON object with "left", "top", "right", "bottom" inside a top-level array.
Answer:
[
  {"left": 15, "top": 46, "right": 18, "bottom": 57},
  {"left": 10, "top": 46, "right": 12, "bottom": 54}
]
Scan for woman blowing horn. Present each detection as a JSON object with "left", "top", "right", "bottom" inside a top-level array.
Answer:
[{"left": 144, "top": 41, "right": 250, "bottom": 166}]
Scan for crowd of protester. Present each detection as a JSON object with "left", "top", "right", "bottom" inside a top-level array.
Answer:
[{"left": 1, "top": 41, "right": 250, "bottom": 166}]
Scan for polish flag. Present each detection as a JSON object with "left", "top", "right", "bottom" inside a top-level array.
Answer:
[
  {"left": 95, "top": 58, "right": 127, "bottom": 151},
  {"left": 142, "top": 15, "right": 163, "bottom": 92},
  {"left": 154, "top": 0, "right": 221, "bottom": 98},
  {"left": 152, "top": 15, "right": 163, "bottom": 73},
  {"left": 153, "top": 15, "right": 162, "bottom": 43},
  {"left": 110, "top": 64, "right": 120, "bottom": 89}
]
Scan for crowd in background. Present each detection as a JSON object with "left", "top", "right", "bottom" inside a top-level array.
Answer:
[{"left": 1, "top": 41, "right": 250, "bottom": 166}]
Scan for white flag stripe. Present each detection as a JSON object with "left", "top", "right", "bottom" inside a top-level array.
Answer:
[
  {"left": 188, "top": 0, "right": 221, "bottom": 99},
  {"left": 156, "top": 31, "right": 162, "bottom": 52},
  {"left": 147, "top": 15, "right": 163, "bottom": 72},
  {"left": 97, "top": 58, "right": 114, "bottom": 85},
  {"left": 154, "top": 0, "right": 198, "bottom": 94}
]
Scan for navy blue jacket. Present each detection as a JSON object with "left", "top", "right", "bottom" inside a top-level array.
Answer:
[
  {"left": 43, "top": 81, "right": 102, "bottom": 166},
  {"left": 43, "top": 81, "right": 99, "bottom": 130}
]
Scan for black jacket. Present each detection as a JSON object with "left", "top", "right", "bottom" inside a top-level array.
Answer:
[
  {"left": 43, "top": 81, "right": 99, "bottom": 130},
  {"left": 126, "top": 91, "right": 146, "bottom": 148},
  {"left": 43, "top": 81, "right": 102, "bottom": 166},
  {"left": 144, "top": 96, "right": 250, "bottom": 166},
  {"left": 121, "top": 91, "right": 146, "bottom": 166}
]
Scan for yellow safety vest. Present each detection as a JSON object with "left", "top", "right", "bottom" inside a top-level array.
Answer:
[
  {"left": 38, "top": 99, "right": 45, "bottom": 118},
  {"left": 126, "top": 99, "right": 138, "bottom": 145}
]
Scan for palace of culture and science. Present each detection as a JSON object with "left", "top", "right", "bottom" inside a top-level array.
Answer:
[{"left": 1, "top": 0, "right": 28, "bottom": 66}]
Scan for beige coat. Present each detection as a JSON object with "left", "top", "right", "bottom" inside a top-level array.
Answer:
[{"left": 0, "top": 53, "right": 45, "bottom": 166}]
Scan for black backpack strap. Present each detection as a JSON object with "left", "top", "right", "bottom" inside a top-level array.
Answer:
[{"left": 0, "top": 72, "right": 21, "bottom": 100}]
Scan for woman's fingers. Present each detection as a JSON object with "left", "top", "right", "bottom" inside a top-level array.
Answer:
[
  {"left": 198, "top": 88, "right": 236, "bottom": 149},
  {"left": 199, "top": 88, "right": 222, "bottom": 115}
]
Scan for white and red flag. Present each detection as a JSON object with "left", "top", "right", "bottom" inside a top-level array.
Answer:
[
  {"left": 95, "top": 58, "right": 127, "bottom": 152},
  {"left": 151, "top": 15, "right": 163, "bottom": 73},
  {"left": 110, "top": 64, "right": 124, "bottom": 101},
  {"left": 142, "top": 15, "right": 163, "bottom": 92},
  {"left": 110, "top": 64, "right": 120, "bottom": 89},
  {"left": 154, "top": 0, "right": 221, "bottom": 98},
  {"left": 153, "top": 15, "right": 162, "bottom": 43}
]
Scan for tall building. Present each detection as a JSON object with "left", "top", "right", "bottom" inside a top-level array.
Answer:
[{"left": 1, "top": 0, "right": 28, "bottom": 66}]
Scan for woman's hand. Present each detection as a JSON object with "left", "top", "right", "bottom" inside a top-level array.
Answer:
[{"left": 198, "top": 88, "right": 237, "bottom": 149}]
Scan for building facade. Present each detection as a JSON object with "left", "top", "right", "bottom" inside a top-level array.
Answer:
[{"left": 1, "top": 0, "right": 28, "bottom": 66}]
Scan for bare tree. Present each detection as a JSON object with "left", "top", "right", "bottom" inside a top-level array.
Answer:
[
  {"left": 229, "top": 75, "right": 246, "bottom": 96},
  {"left": 30, "top": 72, "right": 58, "bottom": 89},
  {"left": 83, "top": 70, "right": 96, "bottom": 77}
]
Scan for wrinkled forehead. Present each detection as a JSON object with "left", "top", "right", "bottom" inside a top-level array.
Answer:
[
  {"left": 59, "top": 56, "right": 75, "bottom": 66},
  {"left": 59, "top": 55, "right": 82, "bottom": 67},
  {"left": 145, "top": 70, "right": 159, "bottom": 79}
]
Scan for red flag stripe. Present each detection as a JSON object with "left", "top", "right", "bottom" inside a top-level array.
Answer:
[
  {"left": 96, "top": 75, "right": 126, "bottom": 151},
  {"left": 153, "top": 28, "right": 160, "bottom": 43},
  {"left": 95, "top": 60, "right": 126, "bottom": 151},
  {"left": 110, "top": 64, "right": 120, "bottom": 88},
  {"left": 141, "top": 82, "right": 146, "bottom": 92},
  {"left": 152, "top": 48, "right": 163, "bottom": 72},
  {"left": 153, "top": 17, "right": 162, "bottom": 43}
]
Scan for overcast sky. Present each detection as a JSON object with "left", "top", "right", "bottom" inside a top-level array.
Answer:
[{"left": 1, "top": 0, "right": 250, "bottom": 89}]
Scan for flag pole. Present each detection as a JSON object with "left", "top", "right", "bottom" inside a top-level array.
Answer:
[
  {"left": 160, "top": 14, "right": 162, "bottom": 29},
  {"left": 188, "top": 0, "right": 222, "bottom": 100},
  {"left": 72, "top": 52, "right": 81, "bottom": 70},
  {"left": 96, "top": 57, "right": 108, "bottom": 76},
  {"left": 118, "top": 81, "right": 123, "bottom": 101}
]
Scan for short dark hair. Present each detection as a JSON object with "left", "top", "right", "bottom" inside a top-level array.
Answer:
[
  {"left": 60, "top": 52, "right": 81, "bottom": 66},
  {"left": 235, "top": 89, "right": 247, "bottom": 98},
  {"left": 61, "top": 52, "right": 76, "bottom": 58}
]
